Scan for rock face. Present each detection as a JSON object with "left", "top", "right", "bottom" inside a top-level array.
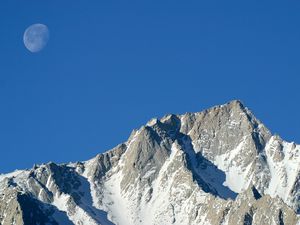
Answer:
[{"left": 0, "top": 100, "right": 299, "bottom": 225}]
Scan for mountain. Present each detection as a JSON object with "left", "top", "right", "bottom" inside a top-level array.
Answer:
[{"left": 0, "top": 100, "right": 299, "bottom": 225}]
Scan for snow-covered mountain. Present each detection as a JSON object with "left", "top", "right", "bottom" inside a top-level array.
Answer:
[{"left": 0, "top": 100, "right": 299, "bottom": 225}]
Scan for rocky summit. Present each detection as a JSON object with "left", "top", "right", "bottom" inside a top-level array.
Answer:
[{"left": 0, "top": 100, "right": 299, "bottom": 225}]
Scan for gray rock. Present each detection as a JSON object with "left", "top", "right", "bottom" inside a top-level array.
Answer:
[{"left": 0, "top": 100, "right": 299, "bottom": 225}]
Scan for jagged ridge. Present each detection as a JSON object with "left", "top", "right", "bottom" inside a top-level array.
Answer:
[{"left": 0, "top": 100, "right": 299, "bottom": 225}]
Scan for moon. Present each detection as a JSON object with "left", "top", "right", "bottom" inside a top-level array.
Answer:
[{"left": 23, "top": 24, "right": 49, "bottom": 53}]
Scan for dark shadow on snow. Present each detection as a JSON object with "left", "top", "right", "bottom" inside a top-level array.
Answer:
[
  {"left": 73, "top": 172, "right": 116, "bottom": 225},
  {"left": 178, "top": 134, "right": 238, "bottom": 200},
  {"left": 18, "top": 193, "right": 73, "bottom": 225}
]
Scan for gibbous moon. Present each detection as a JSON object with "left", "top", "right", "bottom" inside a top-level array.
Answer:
[{"left": 23, "top": 24, "right": 49, "bottom": 53}]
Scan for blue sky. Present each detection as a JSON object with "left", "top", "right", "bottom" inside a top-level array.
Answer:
[{"left": 0, "top": 0, "right": 299, "bottom": 173}]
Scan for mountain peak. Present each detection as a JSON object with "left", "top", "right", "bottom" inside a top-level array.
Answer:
[
  {"left": 226, "top": 99, "right": 245, "bottom": 108},
  {"left": 0, "top": 101, "right": 299, "bottom": 225}
]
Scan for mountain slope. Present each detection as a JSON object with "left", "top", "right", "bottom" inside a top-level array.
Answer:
[{"left": 0, "top": 100, "right": 299, "bottom": 225}]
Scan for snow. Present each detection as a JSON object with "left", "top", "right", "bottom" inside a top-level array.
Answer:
[
  {"left": 93, "top": 141, "right": 210, "bottom": 225},
  {"left": 0, "top": 170, "right": 29, "bottom": 192},
  {"left": 265, "top": 136, "right": 300, "bottom": 203},
  {"left": 52, "top": 192, "right": 70, "bottom": 212},
  {"left": 0, "top": 170, "right": 27, "bottom": 182},
  {"left": 80, "top": 130, "right": 143, "bottom": 225},
  {"left": 212, "top": 134, "right": 300, "bottom": 208},
  {"left": 141, "top": 143, "right": 182, "bottom": 224},
  {"left": 214, "top": 135, "right": 253, "bottom": 193},
  {"left": 49, "top": 182, "right": 108, "bottom": 225},
  {"left": 146, "top": 118, "right": 158, "bottom": 126},
  {"left": 0, "top": 108, "right": 300, "bottom": 224},
  {"left": 103, "top": 169, "right": 131, "bottom": 224},
  {"left": 142, "top": 167, "right": 156, "bottom": 179}
]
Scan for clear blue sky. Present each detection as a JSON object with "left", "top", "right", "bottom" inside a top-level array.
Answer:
[{"left": 0, "top": 0, "right": 299, "bottom": 173}]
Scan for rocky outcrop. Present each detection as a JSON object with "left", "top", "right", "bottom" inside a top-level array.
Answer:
[{"left": 0, "top": 100, "right": 299, "bottom": 225}]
